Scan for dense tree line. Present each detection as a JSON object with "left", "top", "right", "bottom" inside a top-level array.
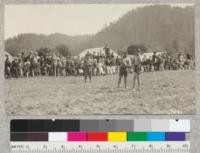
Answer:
[{"left": 5, "top": 5, "right": 194, "bottom": 56}]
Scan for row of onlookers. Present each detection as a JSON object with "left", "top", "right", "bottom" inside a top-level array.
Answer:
[{"left": 4, "top": 50, "right": 194, "bottom": 78}]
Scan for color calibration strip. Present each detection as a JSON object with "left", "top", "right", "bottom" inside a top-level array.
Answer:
[
  {"left": 11, "top": 119, "right": 190, "bottom": 132},
  {"left": 11, "top": 132, "right": 186, "bottom": 141},
  {"left": 11, "top": 119, "right": 190, "bottom": 142}
]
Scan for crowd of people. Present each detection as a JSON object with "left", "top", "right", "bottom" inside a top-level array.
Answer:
[
  {"left": 4, "top": 47, "right": 120, "bottom": 79},
  {"left": 141, "top": 51, "right": 195, "bottom": 72},
  {"left": 4, "top": 47, "right": 195, "bottom": 80}
]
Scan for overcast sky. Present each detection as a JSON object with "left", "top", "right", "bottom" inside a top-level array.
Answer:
[{"left": 5, "top": 3, "right": 193, "bottom": 39}]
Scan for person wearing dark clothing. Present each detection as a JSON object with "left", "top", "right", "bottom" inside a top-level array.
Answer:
[
  {"left": 12, "top": 58, "right": 20, "bottom": 78},
  {"left": 118, "top": 52, "right": 130, "bottom": 88},
  {"left": 83, "top": 54, "right": 93, "bottom": 82},
  {"left": 152, "top": 52, "right": 158, "bottom": 71},
  {"left": 5, "top": 55, "right": 11, "bottom": 78}
]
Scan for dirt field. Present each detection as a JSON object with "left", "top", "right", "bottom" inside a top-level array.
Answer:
[{"left": 5, "top": 70, "right": 195, "bottom": 115}]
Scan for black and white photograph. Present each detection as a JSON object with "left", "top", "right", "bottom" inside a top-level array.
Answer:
[{"left": 4, "top": 4, "right": 195, "bottom": 115}]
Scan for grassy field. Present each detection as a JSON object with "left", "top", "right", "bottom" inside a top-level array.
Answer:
[{"left": 5, "top": 70, "right": 195, "bottom": 115}]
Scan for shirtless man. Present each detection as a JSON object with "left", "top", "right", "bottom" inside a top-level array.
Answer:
[
  {"left": 132, "top": 49, "right": 142, "bottom": 91},
  {"left": 117, "top": 52, "right": 130, "bottom": 88}
]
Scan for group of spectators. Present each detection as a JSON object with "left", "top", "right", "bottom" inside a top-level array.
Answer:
[
  {"left": 141, "top": 52, "right": 195, "bottom": 72},
  {"left": 4, "top": 47, "right": 195, "bottom": 79},
  {"left": 4, "top": 47, "right": 121, "bottom": 78}
]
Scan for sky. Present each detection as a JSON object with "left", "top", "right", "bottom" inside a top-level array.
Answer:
[{"left": 5, "top": 3, "right": 193, "bottom": 39}]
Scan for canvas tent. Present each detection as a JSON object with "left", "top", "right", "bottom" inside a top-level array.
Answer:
[
  {"left": 79, "top": 47, "right": 119, "bottom": 58},
  {"left": 128, "top": 52, "right": 165, "bottom": 60},
  {"left": 140, "top": 52, "right": 165, "bottom": 59}
]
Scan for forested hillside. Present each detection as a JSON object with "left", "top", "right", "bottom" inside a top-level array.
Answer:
[{"left": 5, "top": 5, "right": 194, "bottom": 56}]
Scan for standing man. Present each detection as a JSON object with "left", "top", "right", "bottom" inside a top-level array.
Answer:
[
  {"left": 132, "top": 49, "right": 142, "bottom": 91},
  {"left": 5, "top": 55, "right": 11, "bottom": 78},
  {"left": 52, "top": 53, "right": 58, "bottom": 76},
  {"left": 117, "top": 52, "right": 130, "bottom": 88},
  {"left": 83, "top": 54, "right": 93, "bottom": 83},
  {"left": 152, "top": 51, "right": 157, "bottom": 71}
]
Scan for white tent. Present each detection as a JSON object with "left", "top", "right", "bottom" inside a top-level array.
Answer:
[
  {"left": 128, "top": 52, "right": 165, "bottom": 60},
  {"left": 79, "top": 47, "right": 119, "bottom": 58},
  {"left": 140, "top": 52, "right": 165, "bottom": 59}
]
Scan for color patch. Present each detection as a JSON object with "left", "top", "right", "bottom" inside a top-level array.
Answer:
[
  {"left": 11, "top": 120, "right": 28, "bottom": 132},
  {"left": 134, "top": 119, "right": 151, "bottom": 132},
  {"left": 68, "top": 132, "right": 87, "bottom": 141},
  {"left": 115, "top": 120, "right": 134, "bottom": 131},
  {"left": 98, "top": 120, "right": 116, "bottom": 131},
  {"left": 147, "top": 132, "right": 165, "bottom": 141},
  {"left": 169, "top": 120, "right": 190, "bottom": 132},
  {"left": 11, "top": 133, "right": 27, "bottom": 141},
  {"left": 87, "top": 132, "right": 108, "bottom": 141},
  {"left": 48, "top": 132, "right": 67, "bottom": 141},
  {"left": 80, "top": 120, "right": 99, "bottom": 131},
  {"left": 27, "top": 133, "right": 48, "bottom": 141},
  {"left": 166, "top": 132, "right": 186, "bottom": 141},
  {"left": 151, "top": 120, "right": 169, "bottom": 132},
  {"left": 108, "top": 132, "right": 127, "bottom": 141},
  {"left": 127, "top": 132, "right": 147, "bottom": 141}
]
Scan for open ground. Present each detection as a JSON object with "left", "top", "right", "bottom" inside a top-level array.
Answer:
[{"left": 5, "top": 70, "right": 195, "bottom": 115}]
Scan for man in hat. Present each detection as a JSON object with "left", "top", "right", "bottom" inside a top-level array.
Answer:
[
  {"left": 117, "top": 52, "right": 130, "bottom": 88},
  {"left": 132, "top": 48, "right": 142, "bottom": 91}
]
